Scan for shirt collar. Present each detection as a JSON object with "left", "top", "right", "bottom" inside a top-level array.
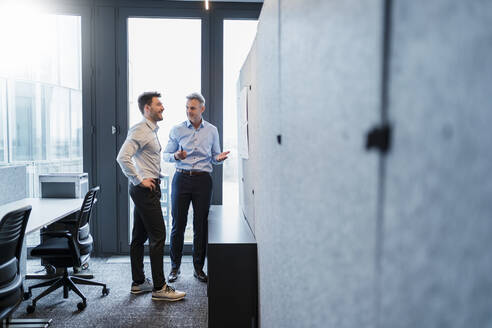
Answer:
[
  {"left": 143, "top": 117, "right": 159, "bottom": 132},
  {"left": 186, "top": 119, "right": 205, "bottom": 129}
]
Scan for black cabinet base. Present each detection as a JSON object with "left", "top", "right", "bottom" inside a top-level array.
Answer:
[{"left": 207, "top": 206, "right": 258, "bottom": 328}]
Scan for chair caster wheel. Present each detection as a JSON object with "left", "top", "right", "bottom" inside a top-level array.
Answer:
[
  {"left": 23, "top": 291, "right": 31, "bottom": 300},
  {"left": 45, "top": 264, "right": 56, "bottom": 275},
  {"left": 26, "top": 304, "right": 35, "bottom": 313},
  {"left": 77, "top": 301, "right": 87, "bottom": 311},
  {"left": 102, "top": 287, "right": 110, "bottom": 296}
]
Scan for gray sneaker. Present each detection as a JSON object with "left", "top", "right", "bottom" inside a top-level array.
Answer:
[
  {"left": 130, "top": 278, "right": 153, "bottom": 294},
  {"left": 151, "top": 284, "right": 186, "bottom": 301}
]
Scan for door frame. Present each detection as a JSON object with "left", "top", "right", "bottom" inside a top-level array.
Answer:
[
  {"left": 116, "top": 6, "right": 209, "bottom": 254},
  {"left": 112, "top": 2, "right": 261, "bottom": 255}
]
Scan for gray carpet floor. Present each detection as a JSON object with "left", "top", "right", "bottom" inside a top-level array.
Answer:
[{"left": 13, "top": 257, "right": 208, "bottom": 328}]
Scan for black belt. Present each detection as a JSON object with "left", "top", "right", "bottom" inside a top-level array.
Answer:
[{"left": 176, "top": 169, "right": 209, "bottom": 176}]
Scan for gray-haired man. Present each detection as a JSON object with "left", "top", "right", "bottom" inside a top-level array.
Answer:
[{"left": 163, "top": 92, "right": 229, "bottom": 283}]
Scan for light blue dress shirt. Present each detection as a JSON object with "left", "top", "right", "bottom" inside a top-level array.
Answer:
[
  {"left": 116, "top": 118, "right": 162, "bottom": 186},
  {"left": 163, "top": 119, "right": 222, "bottom": 172}
]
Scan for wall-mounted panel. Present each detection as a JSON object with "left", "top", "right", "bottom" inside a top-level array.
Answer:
[
  {"left": 238, "top": 39, "right": 257, "bottom": 233},
  {"left": 246, "top": 0, "right": 384, "bottom": 327}
]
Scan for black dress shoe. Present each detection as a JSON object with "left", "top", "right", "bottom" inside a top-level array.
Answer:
[
  {"left": 193, "top": 269, "right": 208, "bottom": 283},
  {"left": 168, "top": 268, "right": 180, "bottom": 282}
]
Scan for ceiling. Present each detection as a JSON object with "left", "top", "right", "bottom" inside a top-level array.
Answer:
[{"left": 176, "top": 0, "right": 263, "bottom": 2}]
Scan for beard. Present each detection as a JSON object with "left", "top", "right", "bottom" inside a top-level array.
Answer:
[
  {"left": 188, "top": 114, "right": 201, "bottom": 122},
  {"left": 152, "top": 111, "right": 163, "bottom": 121}
]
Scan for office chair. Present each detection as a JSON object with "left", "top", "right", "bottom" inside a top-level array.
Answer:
[
  {"left": 26, "top": 187, "right": 109, "bottom": 313},
  {"left": 33, "top": 200, "right": 99, "bottom": 279},
  {"left": 0, "top": 206, "right": 31, "bottom": 325}
]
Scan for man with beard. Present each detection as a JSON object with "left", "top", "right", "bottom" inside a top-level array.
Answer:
[
  {"left": 163, "top": 92, "right": 229, "bottom": 283},
  {"left": 117, "top": 91, "right": 185, "bottom": 301}
]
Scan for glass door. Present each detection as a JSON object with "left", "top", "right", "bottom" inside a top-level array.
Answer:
[{"left": 126, "top": 17, "right": 202, "bottom": 247}]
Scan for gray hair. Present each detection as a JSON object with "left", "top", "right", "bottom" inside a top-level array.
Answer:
[{"left": 186, "top": 92, "right": 205, "bottom": 106}]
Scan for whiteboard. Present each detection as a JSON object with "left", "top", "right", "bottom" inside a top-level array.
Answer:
[{"left": 238, "top": 86, "right": 249, "bottom": 159}]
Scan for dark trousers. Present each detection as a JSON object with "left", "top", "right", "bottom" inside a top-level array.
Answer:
[
  {"left": 170, "top": 171, "right": 212, "bottom": 271},
  {"left": 129, "top": 182, "right": 166, "bottom": 289}
]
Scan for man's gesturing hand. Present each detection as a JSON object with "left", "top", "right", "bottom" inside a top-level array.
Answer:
[
  {"left": 216, "top": 151, "right": 230, "bottom": 162},
  {"left": 140, "top": 178, "right": 156, "bottom": 191},
  {"left": 174, "top": 149, "right": 187, "bottom": 160}
]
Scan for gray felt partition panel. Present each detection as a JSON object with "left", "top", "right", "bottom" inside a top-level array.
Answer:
[
  {"left": 0, "top": 165, "right": 27, "bottom": 205},
  {"left": 246, "top": 1, "right": 284, "bottom": 326},
  {"left": 237, "top": 0, "right": 492, "bottom": 327},
  {"left": 239, "top": 0, "right": 383, "bottom": 327},
  {"left": 381, "top": 1, "right": 492, "bottom": 327}
]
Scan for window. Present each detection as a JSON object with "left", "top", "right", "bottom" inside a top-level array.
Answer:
[
  {"left": 70, "top": 90, "right": 83, "bottom": 159},
  {"left": 127, "top": 18, "right": 201, "bottom": 244},
  {"left": 10, "top": 81, "right": 37, "bottom": 162},
  {"left": 0, "top": 14, "right": 83, "bottom": 193},
  {"left": 45, "top": 86, "right": 71, "bottom": 160},
  {"left": 0, "top": 12, "right": 83, "bottom": 246},
  {"left": 0, "top": 79, "right": 6, "bottom": 163}
]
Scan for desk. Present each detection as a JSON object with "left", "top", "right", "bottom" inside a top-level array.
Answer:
[
  {"left": 0, "top": 198, "right": 83, "bottom": 234},
  {"left": 0, "top": 198, "right": 83, "bottom": 327},
  {"left": 0, "top": 197, "right": 83, "bottom": 276},
  {"left": 0, "top": 197, "right": 83, "bottom": 277}
]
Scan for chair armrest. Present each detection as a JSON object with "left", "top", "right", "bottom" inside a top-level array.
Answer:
[
  {"left": 40, "top": 230, "right": 72, "bottom": 239},
  {"left": 60, "top": 219, "right": 78, "bottom": 225},
  {"left": 59, "top": 212, "right": 79, "bottom": 224}
]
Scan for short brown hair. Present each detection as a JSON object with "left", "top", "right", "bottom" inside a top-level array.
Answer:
[{"left": 137, "top": 91, "right": 161, "bottom": 114}]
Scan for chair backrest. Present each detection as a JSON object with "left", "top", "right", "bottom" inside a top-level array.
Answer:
[
  {"left": 76, "top": 186, "right": 99, "bottom": 243},
  {"left": 0, "top": 206, "right": 31, "bottom": 268},
  {"left": 0, "top": 206, "right": 31, "bottom": 317},
  {"left": 77, "top": 186, "right": 99, "bottom": 229}
]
